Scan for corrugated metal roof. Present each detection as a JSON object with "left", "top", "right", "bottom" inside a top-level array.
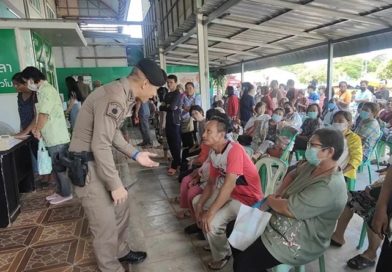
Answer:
[{"left": 151, "top": 0, "right": 392, "bottom": 69}]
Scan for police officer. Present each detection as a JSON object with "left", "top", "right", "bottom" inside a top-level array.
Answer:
[{"left": 69, "top": 58, "right": 167, "bottom": 272}]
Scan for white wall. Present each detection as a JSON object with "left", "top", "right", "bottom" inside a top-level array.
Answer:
[
  {"left": 54, "top": 43, "right": 127, "bottom": 68},
  {"left": 0, "top": 93, "right": 20, "bottom": 132}
]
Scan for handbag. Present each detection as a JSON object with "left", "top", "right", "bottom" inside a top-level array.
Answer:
[
  {"left": 228, "top": 200, "right": 272, "bottom": 251},
  {"left": 37, "top": 139, "right": 52, "bottom": 175}
]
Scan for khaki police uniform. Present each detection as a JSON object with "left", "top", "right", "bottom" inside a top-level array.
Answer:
[{"left": 69, "top": 78, "right": 136, "bottom": 272}]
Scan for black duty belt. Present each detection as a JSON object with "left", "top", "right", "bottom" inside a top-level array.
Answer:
[{"left": 68, "top": 151, "right": 95, "bottom": 162}]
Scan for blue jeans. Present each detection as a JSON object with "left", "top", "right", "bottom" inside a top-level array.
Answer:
[{"left": 47, "top": 143, "right": 72, "bottom": 197}]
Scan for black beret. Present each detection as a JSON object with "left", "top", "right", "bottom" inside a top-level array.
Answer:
[{"left": 136, "top": 58, "right": 167, "bottom": 87}]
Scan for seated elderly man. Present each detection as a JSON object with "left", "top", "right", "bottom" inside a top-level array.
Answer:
[{"left": 194, "top": 113, "right": 263, "bottom": 270}]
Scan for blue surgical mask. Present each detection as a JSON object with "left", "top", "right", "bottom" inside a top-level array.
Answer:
[
  {"left": 360, "top": 111, "right": 370, "bottom": 120},
  {"left": 328, "top": 103, "right": 336, "bottom": 111},
  {"left": 271, "top": 113, "right": 282, "bottom": 123},
  {"left": 307, "top": 111, "right": 318, "bottom": 119},
  {"left": 305, "top": 147, "right": 321, "bottom": 166}
]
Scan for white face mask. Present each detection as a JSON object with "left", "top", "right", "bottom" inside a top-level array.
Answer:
[
  {"left": 27, "top": 79, "right": 38, "bottom": 91},
  {"left": 332, "top": 122, "right": 347, "bottom": 132}
]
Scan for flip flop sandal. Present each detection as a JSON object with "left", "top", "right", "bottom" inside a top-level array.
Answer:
[
  {"left": 347, "top": 254, "right": 376, "bottom": 270},
  {"left": 208, "top": 255, "right": 231, "bottom": 270},
  {"left": 203, "top": 245, "right": 211, "bottom": 251},
  {"left": 169, "top": 196, "right": 180, "bottom": 204},
  {"left": 330, "top": 239, "right": 343, "bottom": 247},
  {"left": 175, "top": 209, "right": 191, "bottom": 219},
  {"left": 167, "top": 168, "right": 177, "bottom": 176}
]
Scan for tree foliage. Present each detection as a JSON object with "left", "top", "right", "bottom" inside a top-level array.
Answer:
[{"left": 377, "top": 59, "right": 392, "bottom": 79}]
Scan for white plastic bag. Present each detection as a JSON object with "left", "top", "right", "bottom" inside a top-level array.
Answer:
[
  {"left": 37, "top": 139, "right": 52, "bottom": 175},
  {"left": 228, "top": 203, "right": 272, "bottom": 251}
]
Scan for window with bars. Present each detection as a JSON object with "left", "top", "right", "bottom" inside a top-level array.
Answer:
[
  {"left": 29, "top": 0, "right": 41, "bottom": 14},
  {"left": 46, "top": 4, "right": 56, "bottom": 19}
]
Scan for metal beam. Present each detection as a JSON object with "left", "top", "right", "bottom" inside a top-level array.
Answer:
[
  {"left": 163, "top": 0, "right": 242, "bottom": 53},
  {"left": 327, "top": 41, "right": 334, "bottom": 100},
  {"left": 252, "top": 0, "right": 390, "bottom": 26},
  {"left": 166, "top": 56, "right": 220, "bottom": 66},
  {"left": 177, "top": 44, "right": 260, "bottom": 57},
  {"left": 167, "top": 50, "right": 239, "bottom": 64},
  {"left": 189, "top": 34, "right": 285, "bottom": 50},
  {"left": 197, "top": 13, "right": 211, "bottom": 110},
  {"left": 213, "top": 18, "right": 326, "bottom": 40},
  {"left": 164, "top": 61, "right": 199, "bottom": 66}
]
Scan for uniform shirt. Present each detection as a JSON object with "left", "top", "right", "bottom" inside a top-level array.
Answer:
[
  {"left": 36, "top": 81, "right": 70, "bottom": 147},
  {"left": 69, "top": 78, "right": 136, "bottom": 191},
  {"left": 209, "top": 141, "right": 263, "bottom": 206},
  {"left": 261, "top": 162, "right": 347, "bottom": 266}
]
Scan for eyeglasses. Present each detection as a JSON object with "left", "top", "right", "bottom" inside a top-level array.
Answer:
[{"left": 307, "top": 142, "right": 324, "bottom": 149}]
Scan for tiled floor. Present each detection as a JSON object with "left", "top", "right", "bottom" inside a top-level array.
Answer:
[{"left": 0, "top": 127, "right": 382, "bottom": 272}]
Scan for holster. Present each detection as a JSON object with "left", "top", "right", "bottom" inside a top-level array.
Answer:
[{"left": 60, "top": 151, "right": 94, "bottom": 187}]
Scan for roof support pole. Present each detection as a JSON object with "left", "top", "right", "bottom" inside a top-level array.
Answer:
[
  {"left": 326, "top": 41, "right": 334, "bottom": 100},
  {"left": 241, "top": 61, "right": 245, "bottom": 84},
  {"left": 197, "top": 12, "right": 210, "bottom": 110},
  {"left": 159, "top": 47, "right": 166, "bottom": 70}
]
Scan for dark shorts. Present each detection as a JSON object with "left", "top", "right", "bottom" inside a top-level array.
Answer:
[{"left": 347, "top": 187, "right": 381, "bottom": 226}]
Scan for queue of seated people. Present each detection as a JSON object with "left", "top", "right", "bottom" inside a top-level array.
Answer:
[{"left": 167, "top": 80, "right": 390, "bottom": 272}]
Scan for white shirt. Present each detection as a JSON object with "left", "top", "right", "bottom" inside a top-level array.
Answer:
[{"left": 244, "top": 114, "right": 270, "bottom": 131}]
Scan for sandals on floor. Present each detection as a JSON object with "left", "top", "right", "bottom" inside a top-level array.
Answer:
[
  {"left": 330, "top": 239, "right": 343, "bottom": 247},
  {"left": 208, "top": 255, "right": 231, "bottom": 270},
  {"left": 167, "top": 168, "right": 177, "bottom": 176},
  {"left": 175, "top": 209, "right": 191, "bottom": 219},
  {"left": 347, "top": 254, "right": 376, "bottom": 270}
]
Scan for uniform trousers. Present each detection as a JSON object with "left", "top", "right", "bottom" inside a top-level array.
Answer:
[
  {"left": 75, "top": 162, "right": 130, "bottom": 272},
  {"left": 166, "top": 123, "right": 182, "bottom": 169},
  {"left": 193, "top": 194, "right": 241, "bottom": 261}
]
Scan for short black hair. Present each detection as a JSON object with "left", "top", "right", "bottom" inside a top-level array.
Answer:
[
  {"left": 255, "top": 101, "right": 266, "bottom": 111},
  {"left": 185, "top": 82, "right": 194, "bottom": 88},
  {"left": 362, "top": 102, "right": 379, "bottom": 115},
  {"left": 206, "top": 108, "right": 221, "bottom": 120},
  {"left": 306, "top": 103, "right": 321, "bottom": 117},
  {"left": 307, "top": 85, "right": 315, "bottom": 90},
  {"left": 21, "top": 66, "right": 46, "bottom": 83},
  {"left": 167, "top": 74, "right": 178, "bottom": 83},
  {"left": 333, "top": 110, "right": 352, "bottom": 123},
  {"left": 313, "top": 128, "right": 344, "bottom": 161},
  {"left": 274, "top": 107, "right": 284, "bottom": 114},
  {"left": 210, "top": 112, "right": 231, "bottom": 134},
  {"left": 12, "top": 72, "right": 26, "bottom": 84},
  {"left": 226, "top": 86, "right": 234, "bottom": 96},
  {"left": 190, "top": 105, "right": 204, "bottom": 116}
]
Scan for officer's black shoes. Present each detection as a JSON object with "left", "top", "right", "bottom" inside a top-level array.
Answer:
[{"left": 118, "top": 250, "right": 147, "bottom": 264}]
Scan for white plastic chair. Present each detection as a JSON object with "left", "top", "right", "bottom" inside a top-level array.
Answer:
[{"left": 254, "top": 157, "right": 287, "bottom": 197}]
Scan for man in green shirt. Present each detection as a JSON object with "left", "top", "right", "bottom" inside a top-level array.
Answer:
[{"left": 21, "top": 66, "right": 72, "bottom": 205}]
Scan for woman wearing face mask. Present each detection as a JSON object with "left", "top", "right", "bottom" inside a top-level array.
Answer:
[
  {"left": 332, "top": 111, "right": 362, "bottom": 183},
  {"left": 293, "top": 103, "right": 322, "bottom": 151},
  {"left": 354, "top": 102, "right": 381, "bottom": 161},
  {"left": 251, "top": 108, "right": 285, "bottom": 158},
  {"left": 282, "top": 102, "right": 302, "bottom": 130},
  {"left": 321, "top": 98, "right": 339, "bottom": 127},
  {"left": 228, "top": 128, "right": 348, "bottom": 272}
]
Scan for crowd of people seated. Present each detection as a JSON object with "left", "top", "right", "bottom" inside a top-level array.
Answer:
[{"left": 156, "top": 77, "right": 391, "bottom": 271}]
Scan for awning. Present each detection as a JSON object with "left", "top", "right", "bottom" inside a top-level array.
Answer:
[{"left": 0, "top": 19, "right": 87, "bottom": 46}]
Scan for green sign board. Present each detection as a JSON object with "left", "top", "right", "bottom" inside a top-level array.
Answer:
[{"left": 0, "top": 29, "right": 20, "bottom": 93}]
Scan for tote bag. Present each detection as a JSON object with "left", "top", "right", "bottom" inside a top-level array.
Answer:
[
  {"left": 228, "top": 202, "right": 271, "bottom": 251},
  {"left": 37, "top": 139, "right": 52, "bottom": 175}
]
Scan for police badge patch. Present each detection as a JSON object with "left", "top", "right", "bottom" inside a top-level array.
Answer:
[{"left": 106, "top": 102, "right": 123, "bottom": 120}]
